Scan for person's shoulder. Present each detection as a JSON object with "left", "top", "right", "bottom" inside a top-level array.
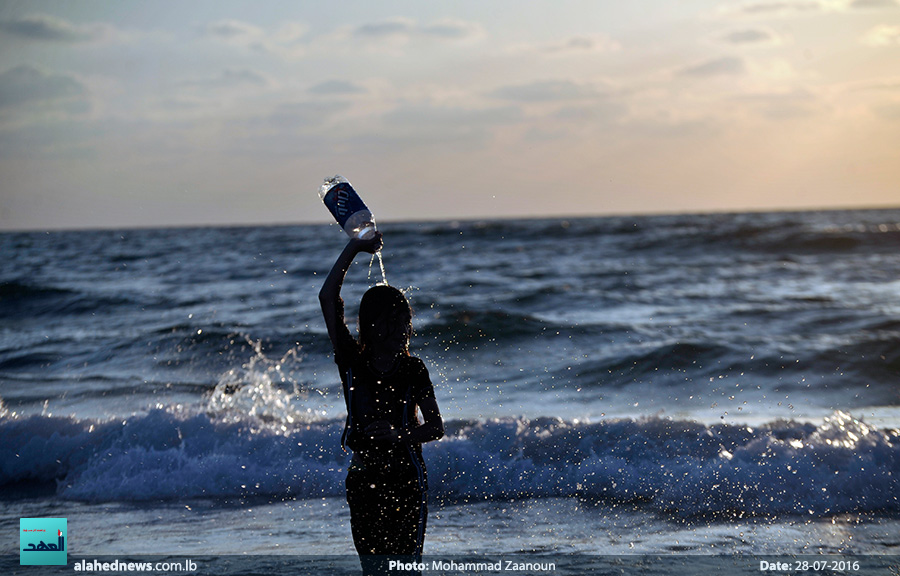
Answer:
[
  {"left": 405, "top": 354, "right": 426, "bottom": 367},
  {"left": 401, "top": 355, "right": 429, "bottom": 376},
  {"left": 402, "top": 356, "right": 435, "bottom": 397}
]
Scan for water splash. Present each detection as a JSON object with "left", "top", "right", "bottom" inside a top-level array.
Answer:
[
  {"left": 368, "top": 251, "right": 388, "bottom": 285},
  {"left": 811, "top": 410, "right": 876, "bottom": 449},
  {"left": 205, "top": 337, "right": 327, "bottom": 430}
]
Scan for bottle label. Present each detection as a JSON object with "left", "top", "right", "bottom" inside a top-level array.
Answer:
[{"left": 322, "top": 182, "right": 369, "bottom": 229}]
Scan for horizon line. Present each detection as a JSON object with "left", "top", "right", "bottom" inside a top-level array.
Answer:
[{"left": 2, "top": 203, "right": 899, "bottom": 235}]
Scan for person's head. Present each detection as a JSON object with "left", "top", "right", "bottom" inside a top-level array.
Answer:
[{"left": 358, "top": 285, "right": 412, "bottom": 356}]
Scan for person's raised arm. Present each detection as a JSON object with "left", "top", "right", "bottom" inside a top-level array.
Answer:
[{"left": 319, "top": 232, "right": 383, "bottom": 350}]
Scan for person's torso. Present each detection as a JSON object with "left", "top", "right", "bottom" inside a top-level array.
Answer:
[{"left": 344, "top": 356, "right": 424, "bottom": 476}]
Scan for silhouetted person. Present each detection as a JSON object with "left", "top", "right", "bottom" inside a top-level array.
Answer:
[{"left": 320, "top": 232, "right": 444, "bottom": 576}]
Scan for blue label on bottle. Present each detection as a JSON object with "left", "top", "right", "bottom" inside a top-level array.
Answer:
[{"left": 322, "top": 182, "right": 369, "bottom": 229}]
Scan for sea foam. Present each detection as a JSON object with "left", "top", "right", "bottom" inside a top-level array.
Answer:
[{"left": 1, "top": 394, "right": 897, "bottom": 517}]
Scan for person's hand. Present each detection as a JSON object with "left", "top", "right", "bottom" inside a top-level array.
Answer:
[
  {"left": 350, "top": 231, "right": 383, "bottom": 255},
  {"left": 364, "top": 419, "right": 401, "bottom": 442}
]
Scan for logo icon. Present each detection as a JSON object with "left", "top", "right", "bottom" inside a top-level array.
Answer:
[{"left": 20, "top": 518, "right": 67, "bottom": 566}]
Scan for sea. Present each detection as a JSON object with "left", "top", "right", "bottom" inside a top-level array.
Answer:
[{"left": 2, "top": 209, "right": 899, "bottom": 575}]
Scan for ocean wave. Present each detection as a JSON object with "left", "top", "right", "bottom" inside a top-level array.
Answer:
[
  {"left": 548, "top": 335, "right": 900, "bottom": 401},
  {"left": 815, "top": 339, "right": 900, "bottom": 382},
  {"left": 429, "top": 413, "right": 900, "bottom": 517},
  {"left": 0, "top": 280, "right": 133, "bottom": 318},
  {"left": 1, "top": 399, "right": 897, "bottom": 518},
  {"left": 417, "top": 309, "right": 549, "bottom": 346},
  {"left": 142, "top": 325, "right": 329, "bottom": 377},
  {"left": 0, "top": 351, "right": 63, "bottom": 371},
  {"left": 602, "top": 342, "right": 735, "bottom": 383},
  {"left": 592, "top": 211, "right": 900, "bottom": 256}
]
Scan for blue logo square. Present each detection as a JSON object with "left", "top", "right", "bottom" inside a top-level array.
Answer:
[{"left": 20, "top": 518, "right": 67, "bottom": 566}]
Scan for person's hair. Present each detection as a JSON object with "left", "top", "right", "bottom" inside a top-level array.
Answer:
[{"left": 358, "top": 285, "right": 412, "bottom": 355}]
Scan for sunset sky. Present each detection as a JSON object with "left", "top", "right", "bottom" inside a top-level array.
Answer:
[{"left": 1, "top": 0, "right": 898, "bottom": 231}]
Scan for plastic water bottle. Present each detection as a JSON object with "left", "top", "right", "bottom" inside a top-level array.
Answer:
[{"left": 318, "top": 175, "right": 377, "bottom": 240}]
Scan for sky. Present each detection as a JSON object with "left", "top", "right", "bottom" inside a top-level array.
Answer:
[{"left": 0, "top": 0, "right": 898, "bottom": 231}]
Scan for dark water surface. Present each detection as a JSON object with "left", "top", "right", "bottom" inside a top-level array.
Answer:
[{"left": 2, "top": 209, "right": 899, "bottom": 556}]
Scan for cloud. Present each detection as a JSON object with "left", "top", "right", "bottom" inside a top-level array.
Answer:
[
  {"left": 383, "top": 103, "right": 521, "bottom": 128},
  {"left": 374, "top": 103, "right": 521, "bottom": 150},
  {"left": 222, "top": 69, "right": 268, "bottom": 86},
  {"left": 351, "top": 17, "right": 483, "bottom": 43},
  {"left": 205, "top": 19, "right": 307, "bottom": 58},
  {"left": 206, "top": 19, "right": 264, "bottom": 40},
  {"left": 732, "top": 88, "right": 821, "bottom": 119},
  {"left": 553, "top": 101, "right": 628, "bottom": 126},
  {"left": 183, "top": 68, "right": 269, "bottom": 90},
  {"left": 0, "top": 13, "right": 104, "bottom": 43},
  {"left": 490, "top": 80, "right": 613, "bottom": 103},
  {"left": 722, "top": 0, "right": 896, "bottom": 16},
  {"left": 354, "top": 17, "right": 415, "bottom": 39},
  {"left": 860, "top": 24, "right": 900, "bottom": 45},
  {"left": 848, "top": 0, "right": 899, "bottom": 8},
  {"left": 266, "top": 101, "right": 352, "bottom": 128},
  {"left": 872, "top": 101, "right": 900, "bottom": 119},
  {"left": 723, "top": 1, "right": 825, "bottom": 16},
  {"left": 420, "top": 19, "right": 484, "bottom": 40},
  {"left": 678, "top": 56, "right": 746, "bottom": 78},
  {"left": 720, "top": 28, "right": 782, "bottom": 45},
  {"left": 0, "top": 65, "right": 88, "bottom": 111},
  {"left": 512, "top": 34, "right": 620, "bottom": 56},
  {"left": 206, "top": 16, "right": 486, "bottom": 61},
  {"left": 308, "top": 80, "right": 367, "bottom": 96},
  {"left": 850, "top": 77, "right": 900, "bottom": 91}
]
